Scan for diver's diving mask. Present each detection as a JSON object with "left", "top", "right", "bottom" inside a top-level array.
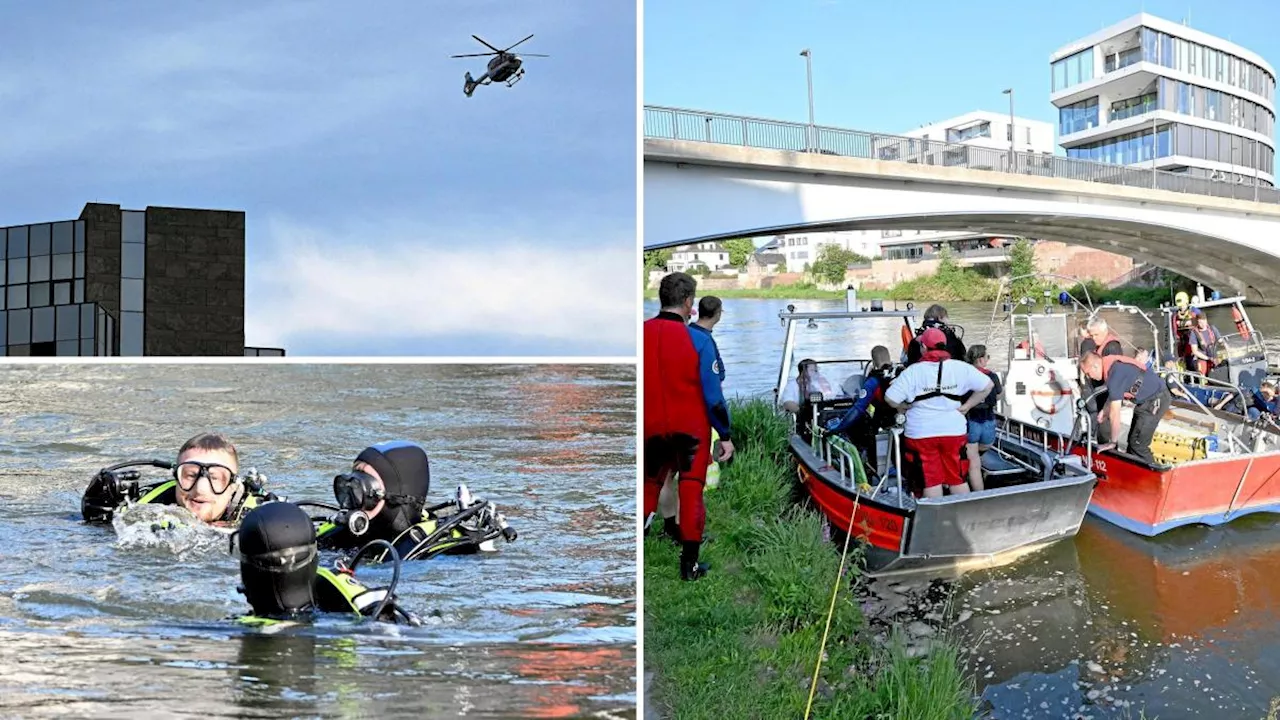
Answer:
[
  {"left": 333, "top": 470, "right": 384, "bottom": 511},
  {"left": 175, "top": 461, "right": 238, "bottom": 494}
]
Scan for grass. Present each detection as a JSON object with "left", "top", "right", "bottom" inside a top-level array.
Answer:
[{"left": 644, "top": 398, "right": 978, "bottom": 719}]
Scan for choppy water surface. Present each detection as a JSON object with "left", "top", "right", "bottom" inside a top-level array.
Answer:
[
  {"left": 646, "top": 297, "right": 1280, "bottom": 718},
  {"left": 0, "top": 364, "right": 635, "bottom": 719}
]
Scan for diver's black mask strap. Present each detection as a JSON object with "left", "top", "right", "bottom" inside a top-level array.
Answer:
[{"left": 228, "top": 530, "right": 318, "bottom": 573}]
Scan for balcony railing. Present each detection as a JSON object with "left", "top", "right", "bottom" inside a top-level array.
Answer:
[
  {"left": 1109, "top": 99, "right": 1158, "bottom": 122},
  {"left": 644, "top": 105, "right": 1280, "bottom": 205}
]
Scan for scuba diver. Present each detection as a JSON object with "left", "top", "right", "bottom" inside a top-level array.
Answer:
[
  {"left": 905, "top": 304, "right": 966, "bottom": 366},
  {"left": 81, "top": 432, "right": 277, "bottom": 527},
  {"left": 231, "top": 501, "right": 422, "bottom": 626},
  {"left": 307, "top": 441, "right": 517, "bottom": 562},
  {"left": 823, "top": 345, "right": 897, "bottom": 466}
]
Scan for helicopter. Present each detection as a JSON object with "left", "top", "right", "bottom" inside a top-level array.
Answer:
[{"left": 451, "top": 34, "right": 548, "bottom": 97}]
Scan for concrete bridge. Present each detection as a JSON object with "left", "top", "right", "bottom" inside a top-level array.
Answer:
[{"left": 644, "top": 107, "right": 1280, "bottom": 303}]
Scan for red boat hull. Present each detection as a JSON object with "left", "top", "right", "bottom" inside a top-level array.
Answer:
[
  {"left": 797, "top": 461, "right": 907, "bottom": 554},
  {"left": 1007, "top": 421, "right": 1280, "bottom": 536}
]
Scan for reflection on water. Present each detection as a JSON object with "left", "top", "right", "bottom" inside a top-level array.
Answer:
[
  {"left": 652, "top": 297, "right": 1280, "bottom": 717},
  {"left": 0, "top": 364, "right": 635, "bottom": 719}
]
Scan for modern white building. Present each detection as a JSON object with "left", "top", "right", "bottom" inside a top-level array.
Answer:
[
  {"left": 903, "top": 110, "right": 1056, "bottom": 156},
  {"left": 1051, "top": 13, "right": 1276, "bottom": 186},
  {"left": 668, "top": 241, "right": 731, "bottom": 272}
]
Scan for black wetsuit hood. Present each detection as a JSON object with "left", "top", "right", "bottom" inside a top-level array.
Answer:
[
  {"left": 355, "top": 442, "right": 431, "bottom": 538},
  {"left": 237, "top": 502, "right": 318, "bottom": 617}
]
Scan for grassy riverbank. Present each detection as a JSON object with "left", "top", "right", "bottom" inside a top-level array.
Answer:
[{"left": 643, "top": 399, "right": 977, "bottom": 719}]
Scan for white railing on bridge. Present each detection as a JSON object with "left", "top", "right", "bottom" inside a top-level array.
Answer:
[{"left": 644, "top": 105, "right": 1280, "bottom": 206}]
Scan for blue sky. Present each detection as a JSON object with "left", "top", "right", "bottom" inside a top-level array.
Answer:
[
  {"left": 645, "top": 0, "right": 1279, "bottom": 173},
  {"left": 0, "top": 0, "right": 636, "bottom": 356}
]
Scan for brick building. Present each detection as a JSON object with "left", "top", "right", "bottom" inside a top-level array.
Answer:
[{"left": 0, "top": 203, "right": 283, "bottom": 356}]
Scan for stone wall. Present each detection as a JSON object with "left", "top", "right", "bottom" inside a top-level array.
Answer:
[
  {"left": 80, "top": 203, "right": 122, "bottom": 327},
  {"left": 1032, "top": 241, "right": 1134, "bottom": 283},
  {"left": 143, "top": 207, "right": 245, "bottom": 355}
]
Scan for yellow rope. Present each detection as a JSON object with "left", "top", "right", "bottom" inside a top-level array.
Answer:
[{"left": 803, "top": 486, "right": 863, "bottom": 719}]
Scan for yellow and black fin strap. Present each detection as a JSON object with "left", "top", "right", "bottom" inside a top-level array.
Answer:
[{"left": 138, "top": 480, "right": 177, "bottom": 505}]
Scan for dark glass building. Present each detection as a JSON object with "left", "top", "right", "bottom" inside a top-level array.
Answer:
[{"left": 1, "top": 203, "right": 284, "bottom": 356}]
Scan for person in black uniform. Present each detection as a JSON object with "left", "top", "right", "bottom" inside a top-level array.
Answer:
[{"left": 1080, "top": 350, "right": 1173, "bottom": 466}]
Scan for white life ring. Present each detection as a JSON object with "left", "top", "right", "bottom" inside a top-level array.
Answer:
[{"left": 1030, "top": 368, "right": 1073, "bottom": 415}]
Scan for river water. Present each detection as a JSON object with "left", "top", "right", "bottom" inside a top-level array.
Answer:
[
  {"left": 645, "top": 297, "right": 1280, "bottom": 718},
  {"left": 0, "top": 364, "right": 636, "bottom": 719}
]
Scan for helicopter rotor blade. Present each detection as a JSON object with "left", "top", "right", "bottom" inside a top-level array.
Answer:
[
  {"left": 451, "top": 52, "right": 496, "bottom": 58},
  {"left": 502, "top": 34, "right": 535, "bottom": 52},
  {"left": 518, "top": 53, "right": 550, "bottom": 58},
  {"left": 472, "top": 35, "right": 504, "bottom": 53}
]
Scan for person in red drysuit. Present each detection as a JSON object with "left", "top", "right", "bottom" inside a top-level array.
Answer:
[{"left": 643, "top": 271, "right": 714, "bottom": 581}]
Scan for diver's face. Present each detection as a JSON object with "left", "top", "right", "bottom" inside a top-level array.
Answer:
[
  {"left": 1264, "top": 387, "right": 1276, "bottom": 401},
  {"left": 175, "top": 448, "right": 238, "bottom": 523},
  {"left": 1088, "top": 328, "right": 1106, "bottom": 346},
  {"left": 352, "top": 461, "right": 387, "bottom": 519}
]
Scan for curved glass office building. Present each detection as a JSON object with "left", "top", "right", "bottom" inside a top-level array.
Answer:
[{"left": 1051, "top": 13, "right": 1276, "bottom": 187}]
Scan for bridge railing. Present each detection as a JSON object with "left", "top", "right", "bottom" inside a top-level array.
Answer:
[{"left": 644, "top": 105, "right": 1280, "bottom": 206}]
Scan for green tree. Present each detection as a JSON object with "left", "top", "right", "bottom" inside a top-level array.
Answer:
[
  {"left": 1008, "top": 237, "right": 1041, "bottom": 300},
  {"left": 810, "top": 244, "right": 869, "bottom": 286},
  {"left": 777, "top": 258, "right": 787, "bottom": 273},
  {"left": 935, "top": 242, "right": 959, "bottom": 277},
  {"left": 644, "top": 249, "right": 672, "bottom": 271},
  {"left": 723, "top": 238, "right": 756, "bottom": 269},
  {"left": 689, "top": 263, "right": 709, "bottom": 276}
]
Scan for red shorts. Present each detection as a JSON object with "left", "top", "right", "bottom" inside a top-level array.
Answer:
[{"left": 903, "top": 435, "right": 968, "bottom": 490}]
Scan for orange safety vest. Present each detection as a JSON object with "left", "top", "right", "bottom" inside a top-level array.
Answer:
[{"left": 1101, "top": 354, "right": 1153, "bottom": 401}]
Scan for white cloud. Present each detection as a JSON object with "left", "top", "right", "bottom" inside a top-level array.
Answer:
[{"left": 245, "top": 216, "right": 637, "bottom": 354}]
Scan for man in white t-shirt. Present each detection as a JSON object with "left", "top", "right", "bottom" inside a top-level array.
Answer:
[
  {"left": 885, "top": 328, "right": 993, "bottom": 498},
  {"left": 778, "top": 358, "right": 843, "bottom": 413}
]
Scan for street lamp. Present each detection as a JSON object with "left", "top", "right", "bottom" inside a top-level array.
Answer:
[
  {"left": 801, "top": 49, "right": 815, "bottom": 152},
  {"left": 1002, "top": 88, "right": 1015, "bottom": 170}
]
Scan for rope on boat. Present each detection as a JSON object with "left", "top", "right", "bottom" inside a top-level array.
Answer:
[{"left": 803, "top": 475, "right": 863, "bottom": 719}]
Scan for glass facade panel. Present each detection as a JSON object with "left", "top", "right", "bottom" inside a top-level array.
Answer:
[
  {"left": 31, "top": 307, "right": 53, "bottom": 343},
  {"left": 8, "top": 344, "right": 28, "bottom": 357},
  {"left": 122, "top": 211, "right": 145, "bottom": 244},
  {"left": 74, "top": 221, "right": 84, "bottom": 252},
  {"left": 1060, "top": 97, "right": 1099, "bottom": 134},
  {"left": 122, "top": 244, "right": 144, "bottom": 278},
  {"left": 57, "top": 340, "right": 77, "bottom": 356},
  {"left": 121, "top": 311, "right": 143, "bottom": 356},
  {"left": 29, "top": 255, "right": 49, "bottom": 283},
  {"left": 80, "top": 304, "right": 93, "bottom": 338},
  {"left": 8, "top": 259, "right": 24, "bottom": 284},
  {"left": 29, "top": 224, "right": 50, "bottom": 255},
  {"left": 7, "top": 226, "right": 27, "bottom": 259},
  {"left": 54, "top": 282, "right": 70, "bottom": 306},
  {"left": 80, "top": 339, "right": 93, "bottom": 356},
  {"left": 1052, "top": 48, "right": 1094, "bottom": 92},
  {"left": 7, "top": 285, "right": 25, "bottom": 310},
  {"left": 28, "top": 282, "right": 49, "bottom": 308},
  {"left": 56, "top": 304, "right": 76, "bottom": 341},
  {"left": 52, "top": 254, "right": 72, "bottom": 280},
  {"left": 1135, "top": 26, "right": 1276, "bottom": 100},
  {"left": 8, "top": 308, "right": 30, "bottom": 345},
  {"left": 75, "top": 252, "right": 84, "bottom": 278},
  {"left": 74, "top": 279, "right": 83, "bottom": 304},
  {"left": 122, "top": 278, "right": 144, "bottom": 312},
  {"left": 51, "top": 222, "right": 72, "bottom": 254}
]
